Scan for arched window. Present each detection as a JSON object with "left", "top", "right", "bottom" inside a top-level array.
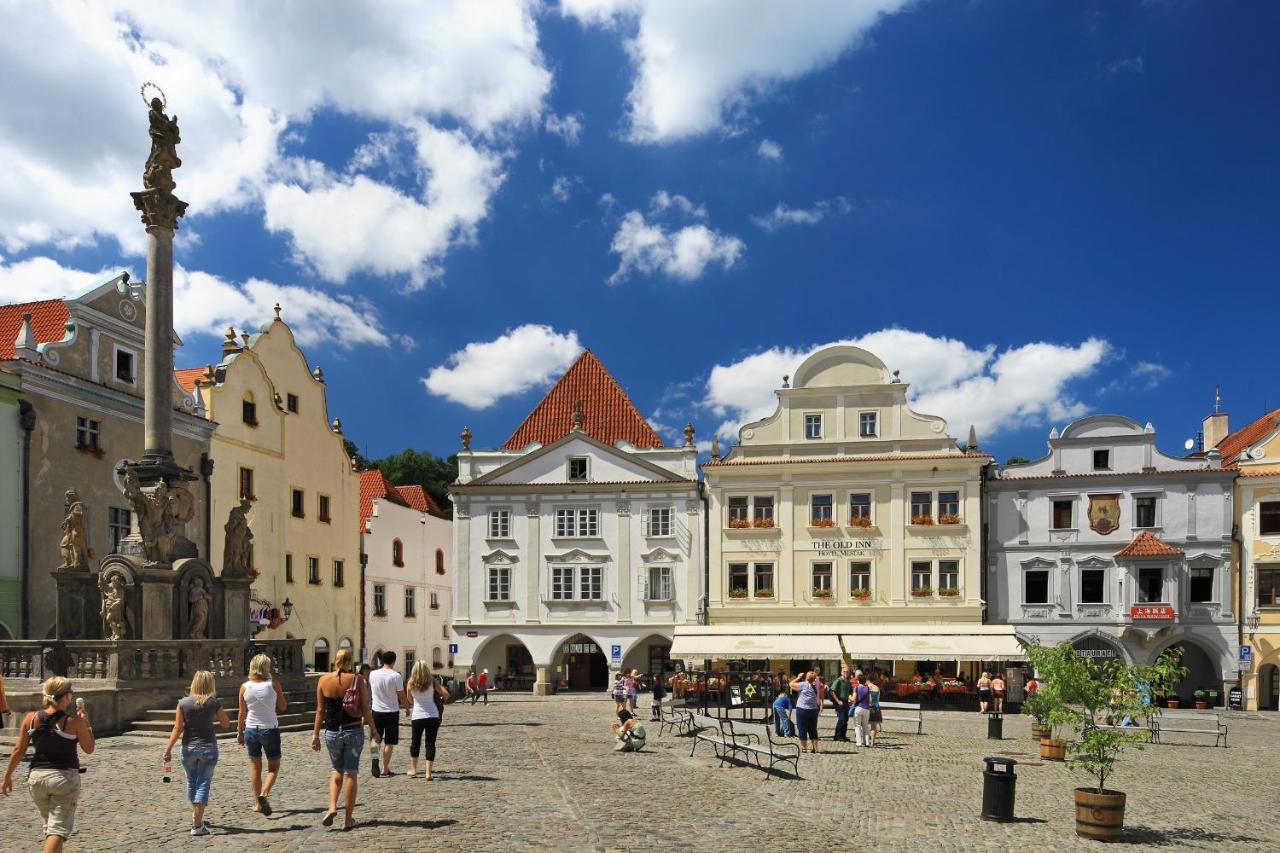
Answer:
[
  {"left": 338, "top": 637, "right": 353, "bottom": 651},
  {"left": 432, "top": 646, "right": 443, "bottom": 669},
  {"left": 435, "top": 548, "right": 445, "bottom": 575},
  {"left": 392, "top": 539, "right": 404, "bottom": 567},
  {"left": 313, "top": 637, "right": 330, "bottom": 671}
]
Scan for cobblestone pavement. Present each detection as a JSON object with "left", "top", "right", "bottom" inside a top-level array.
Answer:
[{"left": 2, "top": 695, "right": 1276, "bottom": 851}]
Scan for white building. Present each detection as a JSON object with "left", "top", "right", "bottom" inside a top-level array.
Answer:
[
  {"left": 450, "top": 351, "right": 701, "bottom": 694},
  {"left": 988, "top": 415, "right": 1235, "bottom": 704},
  {"left": 360, "top": 469, "right": 453, "bottom": 677}
]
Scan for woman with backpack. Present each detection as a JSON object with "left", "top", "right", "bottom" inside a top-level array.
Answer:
[
  {"left": 404, "top": 660, "right": 450, "bottom": 780},
  {"left": 311, "top": 648, "right": 378, "bottom": 831},
  {"left": 163, "top": 671, "right": 233, "bottom": 836}
]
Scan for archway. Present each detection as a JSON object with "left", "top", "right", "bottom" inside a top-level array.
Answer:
[
  {"left": 555, "top": 633, "right": 608, "bottom": 692},
  {"left": 1162, "top": 640, "right": 1220, "bottom": 705},
  {"left": 621, "top": 634, "right": 676, "bottom": 679},
  {"left": 472, "top": 634, "right": 534, "bottom": 691},
  {"left": 1259, "top": 664, "right": 1279, "bottom": 711},
  {"left": 313, "top": 637, "right": 330, "bottom": 671},
  {"left": 1070, "top": 633, "right": 1127, "bottom": 667}
]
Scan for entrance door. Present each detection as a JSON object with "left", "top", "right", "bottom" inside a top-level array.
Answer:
[
  {"left": 1261, "top": 665, "right": 1279, "bottom": 711},
  {"left": 561, "top": 636, "right": 608, "bottom": 691}
]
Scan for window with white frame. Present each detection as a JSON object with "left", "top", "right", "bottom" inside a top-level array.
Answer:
[
  {"left": 911, "top": 561, "right": 932, "bottom": 593},
  {"left": 487, "top": 566, "right": 511, "bottom": 601},
  {"left": 754, "top": 562, "right": 774, "bottom": 596},
  {"left": 551, "top": 565, "right": 574, "bottom": 600},
  {"left": 555, "top": 507, "right": 599, "bottom": 537},
  {"left": 404, "top": 586, "right": 415, "bottom": 617},
  {"left": 753, "top": 496, "right": 774, "bottom": 523},
  {"left": 114, "top": 346, "right": 135, "bottom": 384},
  {"left": 810, "top": 494, "right": 833, "bottom": 525},
  {"left": 75, "top": 417, "right": 100, "bottom": 450},
  {"left": 372, "top": 583, "right": 386, "bottom": 615},
  {"left": 938, "top": 491, "right": 960, "bottom": 520},
  {"left": 728, "top": 563, "right": 749, "bottom": 597},
  {"left": 727, "top": 497, "right": 748, "bottom": 524},
  {"left": 812, "top": 562, "right": 833, "bottom": 595},
  {"left": 567, "top": 456, "right": 589, "bottom": 481},
  {"left": 1052, "top": 499, "right": 1074, "bottom": 530},
  {"left": 1134, "top": 496, "right": 1157, "bottom": 528},
  {"left": 910, "top": 492, "right": 933, "bottom": 522},
  {"left": 1080, "top": 569, "right": 1106, "bottom": 603},
  {"left": 938, "top": 560, "right": 959, "bottom": 592},
  {"left": 548, "top": 565, "right": 604, "bottom": 601},
  {"left": 859, "top": 411, "right": 878, "bottom": 437},
  {"left": 488, "top": 509, "right": 511, "bottom": 539},
  {"left": 647, "top": 507, "right": 673, "bottom": 537},
  {"left": 849, "top": 562, "right": 871, "bottom": 593},
  {"left": 804, "top": 413, "right": 823, "bottom": 439},
  {"left": 849, "top": 493, "right": 872, "bottom": 524},
  {"left": 1189, "top": 567, "right": 1214, "bottom": 603},
  {"left": 108, "top": 507, "right": 131, "bottom": 552},
  {"left": 579, "top": 566, "right": 602, "bottom": 600},
  {"left": 646, "top": 565, "right": 673, "bottom": 601},
  {"left": 430, "top": 591, "right": 439, "bottom": 609},
  {"left": 1024, "top": 570, "right": 1049, "bottom": 604}
]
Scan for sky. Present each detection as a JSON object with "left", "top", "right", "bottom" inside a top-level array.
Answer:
[{"left": 1, "top": 0, "right": 1276, "bottom": 464}]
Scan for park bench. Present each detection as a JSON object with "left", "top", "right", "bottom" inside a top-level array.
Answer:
[
  {"left": 1151, "top": 710, "right": 1227, "bottom": 747},
  {"left": 659, "top": 707, "right": 694, "bottom": 737},
  {"left": 689, "top": 713, "right": 736, "bottom": 763},
  {"left": 727, "top": 720, "right": 801, "bottom": 780},
  {"left": 878, "top": 701, "right": 924, "bottom": 735},
  {"left": 1089, "top": 712, "right": 1156, "bottom": 743}
]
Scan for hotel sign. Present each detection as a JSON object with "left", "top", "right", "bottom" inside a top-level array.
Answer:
[
  {"left": 1130, "top": 605, "right": 1174, "bottom": 620},
  {"left": 809, "top": 538, "right": 884, "bottom": 557}
]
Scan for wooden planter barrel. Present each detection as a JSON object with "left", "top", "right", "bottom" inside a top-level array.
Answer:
[
  {"left": 1030, "top": 722, "right": 1047, "bottom": 740},
  {"left": 1040, "top": 738, "right": 1066, "bottom": 761},
  {"left": 1075, "top": 788, "right": 1126, "bottom": 841}
]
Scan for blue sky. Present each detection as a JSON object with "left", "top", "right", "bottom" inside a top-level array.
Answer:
[{"left": 1, "top": 1, "right": 1275, "bottom": 463}]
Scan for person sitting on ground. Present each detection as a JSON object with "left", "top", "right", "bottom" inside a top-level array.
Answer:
[{"left": 611, "top": 707, "right": 646, "bottom": 751}]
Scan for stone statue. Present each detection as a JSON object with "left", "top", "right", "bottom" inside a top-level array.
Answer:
[
  {"left": 58, "top": 490, "right": 89, "bottom": 571},
  {"left": 187, "top": 577, "right": 211, "bottom": 639},
  {"left": 222, "top": 499, "right": 254, "bottom": 578},
  {"left": 143, "top": 97, "right": 182, "bottom": 192},
  {"left": 100, "top": 574, "right": 128, "bottom": 641},
  {"left": 160, "top": 482, "right": 194, "bottom": 559},
  {"left": 122, "top": 467, "right": 167, "bottom": 564}
]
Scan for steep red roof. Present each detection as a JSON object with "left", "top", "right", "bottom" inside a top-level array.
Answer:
[
  {"left": 358, "top": 469, "right": 406, "bottom": 532},
  {"left": 502, "top": 350, "right": 662, "bottom": 450},
  {"left": 0, "top": 299, "right": 69, "bottom": 360},
  {"left": 1114, "top": 531, "right": 1184, "bottom": 559},
  {"left": 174, "top": 367, "right": 206, "bottom": 394},
  {"left": 1216, "top": 408, "right": 1280, "bottom": 466},
  {"left": 396, "top": 484, "right": 443, "bottom": 517}
]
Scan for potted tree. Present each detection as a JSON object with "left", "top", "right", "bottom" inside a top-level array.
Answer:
[
  {"left": 1193, "top": 689, "right": 1208, "bottom": 710},
  {"left": 1022, "top": 687, "right": 1051, "bottom": 740}
]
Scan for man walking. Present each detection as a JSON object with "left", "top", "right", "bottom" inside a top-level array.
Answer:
[
  {"left": 369, "top": 652, "right": 407, "bottom": 777},
  {"left": 851, "top": 673, "right": 873, "bottom": 747},
  {"left": 830, "top": 664, "right": 852, "bottom": 742},
  {"left": 473, "top": 669, "right": 489, "bottom": 705}
]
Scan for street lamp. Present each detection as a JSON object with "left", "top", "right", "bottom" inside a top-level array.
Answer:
[{"left": 282, "top": 598, "right": 294, "bottom": 620}]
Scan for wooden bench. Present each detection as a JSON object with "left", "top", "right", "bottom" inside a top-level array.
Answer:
[
  {"left": 878, "top": 701, "right": 924, "bottom": 735},
  {"left": 1090, "top": 713, "right": 1156, "bottom": 743},
  {"left": 727, "top": 720, "right": 801, "bottom": 780},
  {"left": 1152, "top": 711, "right": 1227, "bottom": 747},
  {"left": 659, "top": 707, "right": 694, "bottom": 737},
  {"left": 689, "top": 713, "right": 736, "bottom": 763}
]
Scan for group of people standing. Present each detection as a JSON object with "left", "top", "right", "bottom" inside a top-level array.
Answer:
[{"left": 772, "top": 664, "right": 884, "bottom": 753}]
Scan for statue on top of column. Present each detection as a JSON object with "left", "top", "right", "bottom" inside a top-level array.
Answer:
[{"left": 143, "top": 96, "right": 182, "bottom": 192}]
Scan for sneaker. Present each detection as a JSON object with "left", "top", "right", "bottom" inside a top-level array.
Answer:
[
  {"left": 371, "top": 757, "right": 380, "bottom": 778},
  {"left": 191, "top": 824, "right": 210, "bottom": 837}
]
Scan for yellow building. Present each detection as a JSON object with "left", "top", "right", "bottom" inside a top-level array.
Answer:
[
  {"left": 678, "top": 345, "right": 1021, "bottom": 676},
  {"left": 180, "top": 310, "right": 361, "bottom": 668}
]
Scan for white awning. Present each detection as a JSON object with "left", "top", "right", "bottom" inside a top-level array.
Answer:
[
  {"left": 841, "top": 625, "right": 1025, "bottom": 661},
  {"left": 670, "top": 626, "right": 843, "bottom": 660}
]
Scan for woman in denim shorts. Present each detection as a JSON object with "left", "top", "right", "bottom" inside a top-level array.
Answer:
[
  {"left": 311, "top": 648, "right": 378, "bottom": 831},
  {"left": 238, "top": 654, "right": 287, "bottom": 815},
  {"left": 163, "top": 671, "right": 233, "bottom": 836}
]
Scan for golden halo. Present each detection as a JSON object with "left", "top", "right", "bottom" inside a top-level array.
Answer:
[{"left": 139, "top": 82, "right": 167, "bottom": 109}]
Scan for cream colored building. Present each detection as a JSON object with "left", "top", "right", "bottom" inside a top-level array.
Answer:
[
  {"left": 181, "top": 311, "right": 360, "bottom": 668},
  {"left": 680, "top": 345, "right": 1020, "bottom": 673}
]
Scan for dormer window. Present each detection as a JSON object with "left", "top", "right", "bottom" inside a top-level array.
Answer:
[
  {"left": 114, "top": 347, "right": 135, "bottom": 384},
  {"left": 804, "top": 413, "right": 823, "bottom": 440},
  {"left": 243, "top": 397, "right": 258, "bottom": 427},
  {"left": 567, "top": 457, "right": 588, "bottom": 481},
  {"left": 1093, "top": 449, "right": 1110, "bottom": 470}
]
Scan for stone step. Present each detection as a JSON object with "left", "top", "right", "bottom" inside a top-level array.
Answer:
[
  {"left": 128, "top": 711, "right": 314, "bottom": 734},
  {"left": 140, "top": 701, "right": 312, "bottom": 721},
  {"left": 120, "top": 720, "right": 315, "bottom": 739}
]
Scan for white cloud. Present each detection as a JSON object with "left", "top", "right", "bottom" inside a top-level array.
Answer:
[
  {"left": 704, "top": 331, "right": 1108, "bottom": 440},
  {"left": 1131, "top": 360, "right": 1170, "bottom": 388},
  {"left": 608, "top": 213, "right": 743, "bottom": 284},
  {"left": 752, "top": 197, "right": 851, "bottom": 231},
  {"left": 423, "top": 324, "right": 583, "bottom": 408},
  {"left": 562, "top": 0, "right": 911, "bottom": 142},
  {"left": 757, "top": 138, "right": 783, "bottom": 160},
  {"left": 545, "top": 112, "right": 585, "bottom": 144},
  {"left": 548, "top": 176, "right": 574, "bottom": 203},
  {"left": 650, "top": 190, "right": 706, "bottom": 219}
]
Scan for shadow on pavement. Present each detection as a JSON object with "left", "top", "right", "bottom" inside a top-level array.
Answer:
[
  {"left": 358, "top": 818, "right": 458, "bottom": 830},
  {"left": 1119, "top": 826, "right": 1261, "bottom": 846},
  {"left": 447, "top": 722, "right": 545, "bottom": 728},
  {"left": 214, "top": 823, "right": 309, "bottom": 835}
]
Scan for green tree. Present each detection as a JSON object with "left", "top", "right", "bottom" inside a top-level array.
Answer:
[
  {"left": 342, "top": 438, "right": 372, "bottom": 471},
  {"left": 373, "top": 447, "right": 458, "bottom": 519},
  {"left": 1004, "top": 455, "right": 1031, "bottom": 466}
]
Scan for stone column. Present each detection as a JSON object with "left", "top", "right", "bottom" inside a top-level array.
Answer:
[
  {"left": 533, "top": 664, "right": 552, "bottom": 696},
  {"left": 617, "top": 501, "right": 631, "bottom": 623},
  {"left": 142, "top": 224, "right": 175, "bottom": 465}
]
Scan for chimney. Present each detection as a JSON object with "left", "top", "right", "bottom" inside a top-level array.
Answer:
[
  {"left": 1202, "top": 386, "right": 1228, "bottom": 451},
  {"left": 13, "top": 312, "right": 39, "bottom": 361}
]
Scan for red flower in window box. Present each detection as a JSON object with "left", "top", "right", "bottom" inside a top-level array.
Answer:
[
  {"left": 938, "top": 587, "right": 960, "bottom": 597},
  {"left": 728, "top": 518, "right": 751, "bottom": 529},
  {"left": 910, "top": 514, "right": 935, "bottom": 526},
  {"left": 728, "top": 587, "right": 748, "bottom": 599},
  {"left": 911, "top": 587, "right": 934, "bottom": 597},
  {"left": 752, "top": 517, "right": 775, "bottom": 529},
  {"left": 851, "top": 588, "right": 872, "bottom": 600},
  {"left": 810, "top": 518, "right": 835, "bottom": 528},
  {"left": 848, "top": 516, "right": 873, "bottom": 528},
  {"left": 938, "top": 513, "right": 963, "bottom": 525}
]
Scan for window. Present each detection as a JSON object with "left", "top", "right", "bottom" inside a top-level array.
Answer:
[
  {"left": 1260, "top": 502, "right": 1280, "bottom": 536},
  {"left": 285, "top": 553, "right": 294, "bottom": 584},
  {"left": 647, "top": 507, "right": 673, "bottom": 537},
  {"left": 938, "top": 491, "right": 960, "bottom": 518},
  {"left": 442, "top": 624, "right": 450, "bottom": 640},
  {"left": 286, "top": 393, "right": 299, "bottom": 414},
  {"left": 579, "top": 566, "right": 603, "bottom": 600},
  {"left": 554, "top": 507, "right": 598, "bottom": 537},
  {"left": 910, "top": 492, "right": 933, "bottom": 522},
  {"left": 849, "top": 493, "right": 872, "bottom": 523},
  {"left": 114, "top": 348, "right": 135, "bottom": 383},
  {"left": 307, "top": 556, "right": 320, "bottom": 585},
  {"left": 433, "top": 647, "right": 443, "bottom": 669},
  {"left": 911, "top": 561, "right": 933, "bottom": 593},
  {"left": 753, "top": 496, "right": 774, "bottom": 523},
  {"left": 318, "top": 494, "right": 331, "bottom": 524},
  {"left": 373, "top": 583, "right": 386, "bottom": 616},
  {"left": 1024, "top": 570, "right": 1049, "bottom": 604},
  {"left": 1080, "top": 569, "right": 1105, "bottom": 603},
  {"left": 430, "top": 591, "right": 440, "bottom": 609},
  {"left": 804, "top": 413, "right": 823, "bottom": 439},
  {"left": 488, "top": 510, "right": 511, "bottom": 539},
  {"left": 435, "top": 549, "right": 445, "bottom": 575},
  {"left": 487, "top": 567, "right": 511, "bottom": 601},
  {"left": 239, "top": 467, "right": 255, "bottom": 501},
  {"left": 1135, "top": 496, "right": 1157, "bottom": 528},
  {"left": 647, "top": 565, "right": 673, "bottom": 601},
  {"left": 1052, "top": 500, "right": 1074, "bottom": 530},
  {"left": 75, "top": 417, "right": 100, "bottom": 450},
  {"left": 404, "top": 587, "right": 416, "bottom": 617},
  {"left": 728, "top": 497, "right": 749, "bottom": 524},
  {"left": 242, "top": 398, "right": 258, "bottom": 426},
  {"left": 810, "top": 494, "right": 833, "bottom": 525},
  {"left": 850, "top": 562, "right": 870, "bottom": 593},
  {"left": 551, "top": 566, "right": 574, "bottom": 600},
  {"left": 754, "top": 562, "right": 774, "bottom": 596},
  {"left": 938, "top": 560, "right": 959, "bottom": 592},
  {"left": 567, "top": 457, "right": 588, "bottom": 481},
  {"left": 1259, "top": 568, "right": 1280, "bottom": 607},
  {"left": 1093, "top": 449, "right": 1110, "bottom": 470},
  {"left": 332, "top": 559, "right": 344, "bottom": 588},
  {"left": 108, "top": 507, "right": 131, "bottom": 552},
  {"left": 859, "top": 412, "right": 877, "bottom": 437},
  {"left": 392, "top": 539, "right": 404, "bottom": 567},
  {"left": 1189, "top": 567, "right": 1214, "bottom": 603},
  {"left": 1137, "top": 567, "right": 1164, "bottom": 603},
  {"left": 728, "top": 563, "right": 749, "bottom": 597},
  {"left": 403, "top": 650, "right": 415, "bottom": 675},
  {"left": 291, "top": 489, "right": 304, "bottom": 518},
  {"left": 812, "top": 562, "right": 833, "bottom": 595}
]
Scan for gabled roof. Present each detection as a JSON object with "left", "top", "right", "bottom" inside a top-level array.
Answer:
[
  {"left": 0, "top": 299, "right": 69, "bottom": 360},
  {"left": 396, "top": 484, "right": 443, "bottom": 517},
  {"left": 359, "top": 470, "right": 445, "bottom": 531},
  {"left": 1216, "top": 407, "right": 1280, "bottom": 466},
  {"left": 466, "top": 429, "right": 691, "bottom": 487},
  {"left": 174, "top": 367, "right": 206, "bottom": 395},
  {"left": 502, "top": 350, "right": 662, "bottom": 450},
  {"left": 1114, "top": 531, "right": 1184, "bottom": 559}
]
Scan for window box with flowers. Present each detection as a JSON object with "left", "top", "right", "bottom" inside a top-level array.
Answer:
[
  {"left": 851, "top": 588, "right": 872, "bottom": 602},
  {"left": 809, "top": 518, "right": 836, "bottom": 529},
  {"left": 911, "top": 587, "right": 934, "bottom": 598},
  {"left": 728, "top": 587, "right": 749, "bottom": 599},
  {"left": 753, "top": 588, "right": 775, "bottom": 599},
  {"left": 728, "top": 518, "right": 752, "bottom": 529},
  {"left": 726, "top": 517, "right": 781, "bottom": 537},
  {"left": 753, "top": 517, "right": 775, "bottom": 529},
  {"left": 939, "top": 513, "right": 964, "bottom": 526},
  {"left": 910, "top": 514, "right": 935, "bottom": 526},
  {"left": 938, "top": 587, "right": 961, "bottom": 598},
  {"left": 847, "top": 516, "right": 874, "bottom": 529},
  {"left": 811, "top": 588, "right": 834, "bottom": 600}
]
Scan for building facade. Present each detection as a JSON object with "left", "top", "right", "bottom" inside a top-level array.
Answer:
[
  {"left": 0, "top": 369, "right": 25, "bottom": 638},
  {"left": 360, "top": 469, "right": 453, "bottom": 677},
  {"left": 684, "top": 345, "right": 1018, "bottom": 675},
  {"left": 451, "top": 351, "right": 701, "bottom": 694},
  {"left": 989, "top": 415, "right": 1235, "bottom": 702},
  {"left": 1, "top": 277, "right": 215, "bottom": 639},
  {"left": 183, "top": 310, "right": 360, "bottom": 668}
]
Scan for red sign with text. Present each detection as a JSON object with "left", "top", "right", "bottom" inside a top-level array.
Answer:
[
  {"left": 1130, "top": 605, "right": 1174, "bottom": 620},
  {"left": 466, "top": 631, "right": 479, "bottom": 638}
]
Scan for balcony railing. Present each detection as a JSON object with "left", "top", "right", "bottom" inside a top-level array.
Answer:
[{"left": 0, "top": 639, "right": 305, "bottom": 687}]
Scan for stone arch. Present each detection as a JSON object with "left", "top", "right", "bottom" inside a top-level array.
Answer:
[
  {"left": 1259, "top": 664, "right": 1279, "bottom": 711},
  {"left": 552, "top": 631, "right": 611, "bottom": 692},
  {"left": 97, "top": 556, "right": 141, "bottom": 641},
  {"left": 1067, "top": 629, "right": 1132, "bottom": 664},
  {"left": 313, "top": 637, "right": 330, "bottom": 671},
  {"left": 435, "top": 548, "right": 446, "bottom": 575},
  {"left": 392, "top": 538, "right": 404, "bottom": 567},
  {"left": 471, "top": 633, "right": 535, "bottom": 689},
  {"left": 621, "top": 632, "right": 675, "bottom": 677},
  {"left": 1151, "top": 635, "right": 1225, "bottom": 704}
]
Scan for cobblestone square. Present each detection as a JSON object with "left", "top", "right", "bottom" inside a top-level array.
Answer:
[{"left": 3, "top": 696, "right": 1276, "bottom": 852}]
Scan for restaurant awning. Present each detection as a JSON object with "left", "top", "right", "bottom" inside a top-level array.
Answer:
[
  {"left": 840, "top": 625, "right": 1025, "bottom": 661},
  {"left": 670, "top": 626, "right": 843, "bottom": 660}
]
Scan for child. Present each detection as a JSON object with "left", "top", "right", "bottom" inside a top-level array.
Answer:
[
  {"left": 772, "top": 689, "right": 794, "bottom": 737},
  {"left": 611, "top": 672, "right": 626, "bottom": 712},
  {"left": 649, "top": 673, "right": 666, "bottom": 722}
]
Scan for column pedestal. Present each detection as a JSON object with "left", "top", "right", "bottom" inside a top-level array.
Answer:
[{"left": 533, "top": 664, "right": 552, "bottom": 695}]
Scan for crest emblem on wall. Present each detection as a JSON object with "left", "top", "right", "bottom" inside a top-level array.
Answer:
[{"left": 1087, "top": 494, "right": 1121, "bottom": 535}]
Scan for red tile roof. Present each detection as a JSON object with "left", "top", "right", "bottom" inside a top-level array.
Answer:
[
  {"left": 174, "top": 367, "right": 206, "bottom": 394},
  {"left": 1114, "top": 531, "right": 1184, "bottom": 559},
  {"left": 396, "top": 484, "right": 443, "bottom": 517},
  {"left": 704, "top": 450, "right": 992, "bottom": 467},
  {"left": 0, "top": 299, "right": 69, "bottom": 360},
  {"left": 359, "top": 470, "right": 445, "bottom": 530},
  {"left": 502, "top": 350, "right": 663, "bottom": 450},
  {"left": 1216, "top": 408, "right": 1280, "bottom": 466}
]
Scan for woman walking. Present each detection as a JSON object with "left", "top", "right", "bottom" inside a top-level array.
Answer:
[
  {"left": 163, "top": 671, "right": 232, "bottom": 837},
  {"left": 2, "top": 676, "right": 95, "bottom": 853},
  {"left": 238, "top": 653, "right": 287, "bottom": 815},
  {"left": 405, "top": 660, "right": 449, "bottom": 780},
  {"left": 976, "top": 671, "right": 992, "bottom": 714},
  {"left": 991, "top": 672, "right": 1006, "bottom": 714},
  {"left": 789, "top": 670, "right": 823, "bottom": 753},
  {"left": 867, "top": 674, "right": 883, "bottom": 748},
  {"left": 311, "top": 648, "right": 378, "bottom": 831}
]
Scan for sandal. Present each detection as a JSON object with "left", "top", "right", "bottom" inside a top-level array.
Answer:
[
  {"left": 257, "top": 795, "right": 272, "bottom": 816},
  {"left": 322, "top": 810, "right": 336, "bottom": 827},
  {"left": 343, "top": 818, "right": 358, "bottom": 831}
]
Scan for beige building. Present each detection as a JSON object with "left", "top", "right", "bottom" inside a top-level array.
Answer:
[
  {"left": 181, "top": 309, "right": 360, "bottom": 668},
  {"left": 1, "top": 276, "right": 215, "bottom": 639}
]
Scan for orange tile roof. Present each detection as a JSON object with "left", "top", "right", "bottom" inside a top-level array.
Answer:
[
  {"left": 1114, "top": 530, "right": 1184, "bottom": 558},
  {"left": 0, "top": 299, "right": 69, "bottom": 360},
  {"left": 1216, "top": 407, "right": 1280, "bottom": 466},
  {"left": 358, "top": 469, "right": 406, "bottom": 532},
  {"left": 174, "top": 367, "right": 206, "bottom": 394},
  {"left": 396, "top": 484, "right": 443, "bottom": 517},
  {"left": 502, "top": 350, "right": 663, "bottom": 450}
]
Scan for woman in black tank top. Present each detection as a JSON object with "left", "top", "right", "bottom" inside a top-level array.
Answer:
[{"left": 311, "top": 650, "right": 377, "bottom": 830}]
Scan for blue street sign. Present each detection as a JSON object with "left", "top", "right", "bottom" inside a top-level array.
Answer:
[
  {"left": 610, "top": 644, "right": 622, "bottom": 661},
  {"left": 1239, "top": 645, "right": 1252, "bottom": 666},
  {"left": 449, "top": 643, "right": 459, "bottom": 655}
]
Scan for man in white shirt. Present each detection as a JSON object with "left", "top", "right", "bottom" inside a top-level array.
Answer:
[{"left": 368, "top": 651, "right": 407, "bottom": 777}]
